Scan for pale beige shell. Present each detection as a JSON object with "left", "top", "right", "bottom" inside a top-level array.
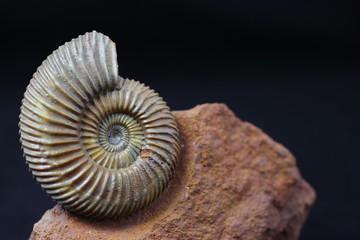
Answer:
[{"left": 19, "top": 31, "right": 180, "bottom": 219}]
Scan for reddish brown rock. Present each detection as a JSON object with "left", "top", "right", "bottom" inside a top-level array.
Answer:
[{"left": 30, "top": 103, "right": 315, "bottom": 240}]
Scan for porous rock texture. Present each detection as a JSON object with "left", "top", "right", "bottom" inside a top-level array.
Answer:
[{"left": 30, "top": 103, "right": 315, "bottom": 240}]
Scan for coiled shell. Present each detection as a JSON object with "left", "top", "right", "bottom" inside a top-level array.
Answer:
[{"left": 19, "top": 31, "right": 180, "bottom": 219}]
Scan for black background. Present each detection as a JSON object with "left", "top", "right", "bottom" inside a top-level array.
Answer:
[{"left": 1, "top": 1, "right": 360, "bottom": 239}]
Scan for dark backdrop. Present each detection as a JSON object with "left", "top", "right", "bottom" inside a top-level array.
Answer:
[{"left": 1, "top": 1, "right": 359, "bottom": 239}]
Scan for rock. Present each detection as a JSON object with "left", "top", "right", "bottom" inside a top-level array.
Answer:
[{"left": 29, "top": 103, "right": 315, "bottom": 240}]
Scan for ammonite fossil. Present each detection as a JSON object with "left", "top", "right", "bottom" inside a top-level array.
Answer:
[{"left": 19, "top": 31, "right": 180, "bottom": 219}]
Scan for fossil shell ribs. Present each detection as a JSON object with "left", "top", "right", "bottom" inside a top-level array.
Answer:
[{"left": 19, "top": 31, "right": 180, "bottom": 219}]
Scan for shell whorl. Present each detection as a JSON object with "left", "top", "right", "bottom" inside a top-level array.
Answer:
[{"left": 19, "top": 31, "right": 180, "bottom": 219}]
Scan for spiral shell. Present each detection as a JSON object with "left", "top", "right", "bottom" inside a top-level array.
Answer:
[{"left": 19, "top": 31, "right": 180, "bottom": 219}]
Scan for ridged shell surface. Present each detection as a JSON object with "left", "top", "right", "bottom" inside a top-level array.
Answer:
[{"left": 19, "top": 31, "right": 180, "bottom": 219}]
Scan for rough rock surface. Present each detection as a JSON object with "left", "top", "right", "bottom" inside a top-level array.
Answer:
[{"left": 30, "top": 103, "right": 315, "bottom": 240}]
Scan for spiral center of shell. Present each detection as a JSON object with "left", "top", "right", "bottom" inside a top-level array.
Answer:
[
  {"left": 81, "top": 94, "right": 145, "bottom": 169},
  {"left": 107, "top": 125, "right": 125, "bottom": 145},
  {"left": 98, "top": 115, "right": 133, "bottom": 152}
]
